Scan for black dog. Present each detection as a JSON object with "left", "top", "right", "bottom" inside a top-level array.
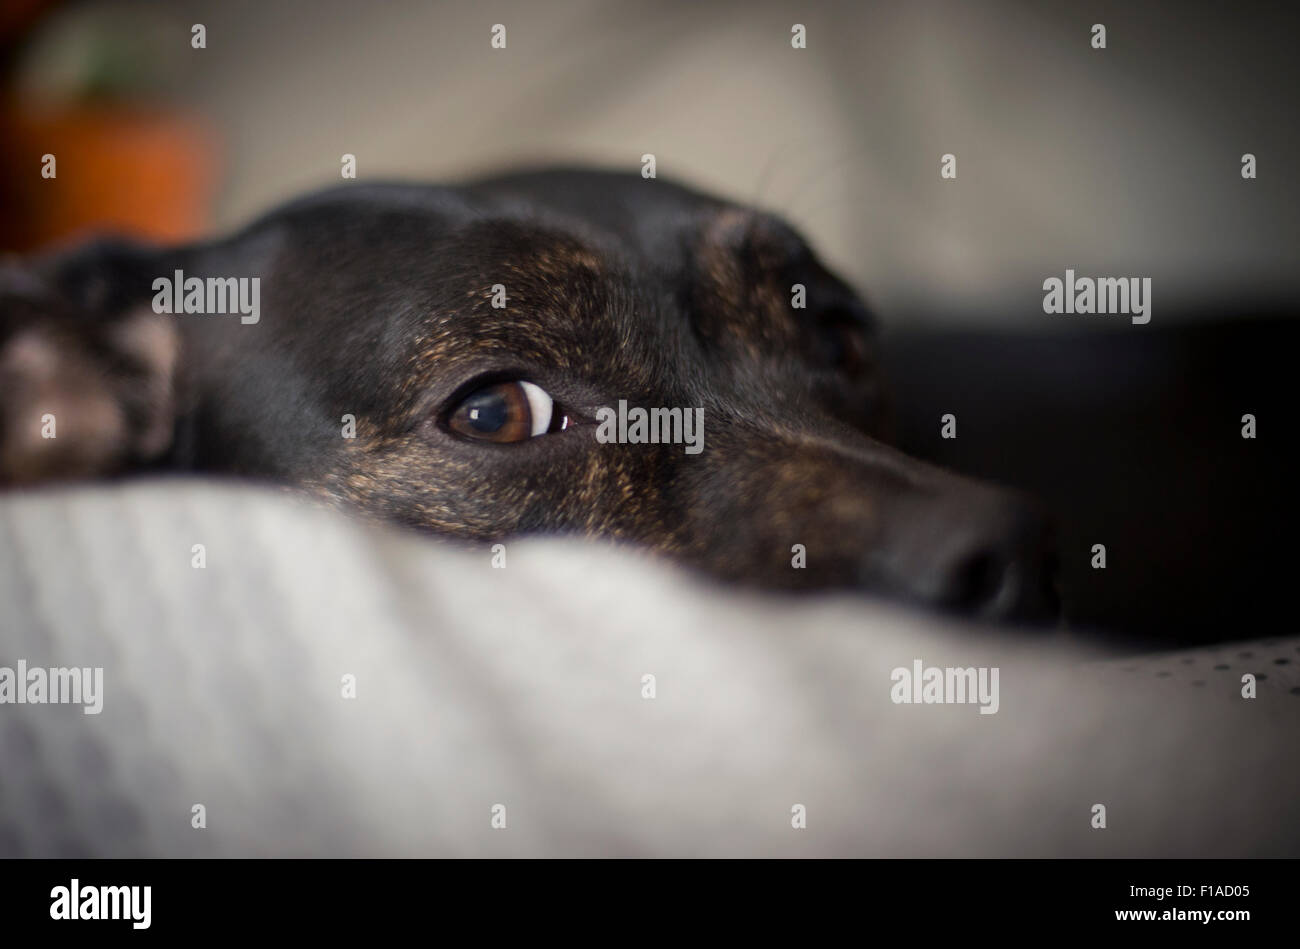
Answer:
[{"left": 0, "top": 168, "right": 1057, "bottom": 620}]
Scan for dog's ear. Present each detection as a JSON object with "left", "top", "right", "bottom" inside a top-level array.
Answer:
[{"left": 0, "top": 240, "right": 180, "bottom": 486}]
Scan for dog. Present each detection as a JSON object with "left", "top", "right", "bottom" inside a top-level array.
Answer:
[{"left": 0, "top": 168, "right": 1058, "bottom": 621}]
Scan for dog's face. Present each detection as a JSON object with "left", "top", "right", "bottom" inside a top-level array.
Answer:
[{"left": 1, "top": 169, "right": 1057, "bottom": 621}]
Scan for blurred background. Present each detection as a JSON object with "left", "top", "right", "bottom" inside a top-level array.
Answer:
[{"left": 1, "top": 0, "right": 1296, "bottom": 648}]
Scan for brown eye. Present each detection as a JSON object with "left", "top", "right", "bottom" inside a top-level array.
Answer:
[{"left": 446, "top": 380, "right": 557, "bottom": 443}]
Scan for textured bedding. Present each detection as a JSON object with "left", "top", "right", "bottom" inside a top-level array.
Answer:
[{"left": 0, "top": 480, "right": 1296, "bottom": 857}]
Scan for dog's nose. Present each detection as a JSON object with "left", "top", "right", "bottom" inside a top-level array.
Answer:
[{"left": 862, "top": 492, "right": 1060, "bottom": 623}]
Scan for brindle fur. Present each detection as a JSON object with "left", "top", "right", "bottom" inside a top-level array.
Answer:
[{"left": 0, "top": 169, "right": 1057, "bottom": 620}]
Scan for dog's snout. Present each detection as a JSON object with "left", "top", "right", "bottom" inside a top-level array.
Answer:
[
  {"left": 864, "top": 493, "right": 1060, "bottom": 624},
  {"left": 930, "top": 506, "right": 1059, "bottom": 622}
]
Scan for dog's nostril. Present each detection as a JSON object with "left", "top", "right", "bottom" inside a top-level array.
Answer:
[
  {"left": 943, "top": 550, "right": 1007, "bottom": 612},
  {"left": 861, "top": 491, "right": 1060, "bottom": 624}
]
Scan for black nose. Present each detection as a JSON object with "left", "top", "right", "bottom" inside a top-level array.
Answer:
[{"left": 862, "top": 491, "right": 1060, "bottom": 623}]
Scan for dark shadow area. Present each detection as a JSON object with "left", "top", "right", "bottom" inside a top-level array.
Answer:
[{"left": 881, "top": 310, "right": 1295, "bottom": 651}]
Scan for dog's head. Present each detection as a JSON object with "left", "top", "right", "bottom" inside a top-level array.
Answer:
[{"left": 1, "top": 168, "right": 1058, "bottom": 621}]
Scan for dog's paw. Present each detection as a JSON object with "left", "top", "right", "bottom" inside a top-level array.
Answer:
[{"left": 0, "top": 265, "right": 178, "bottom": 486}]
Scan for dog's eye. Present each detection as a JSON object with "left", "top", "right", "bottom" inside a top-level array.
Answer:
[{"left": 446, "top": 380, "right": 565, "bottom": 442}]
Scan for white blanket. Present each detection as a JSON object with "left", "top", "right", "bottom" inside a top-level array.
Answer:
[{"left": 0, "top": 481, "right": 1295, "bottom": 856}]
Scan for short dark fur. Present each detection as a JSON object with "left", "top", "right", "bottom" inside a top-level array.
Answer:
[{"left": 0, "top": 169, "right": 1057, "bottom": 620}]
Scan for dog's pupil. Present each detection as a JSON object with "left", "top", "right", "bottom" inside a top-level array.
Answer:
[{"left": 465, "top": 393, "right": 508, "bottom": 433}]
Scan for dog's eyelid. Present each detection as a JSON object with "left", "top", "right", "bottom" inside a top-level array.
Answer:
[{"left": 450, "top": 370, "right": 596, "bottom": 420}]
